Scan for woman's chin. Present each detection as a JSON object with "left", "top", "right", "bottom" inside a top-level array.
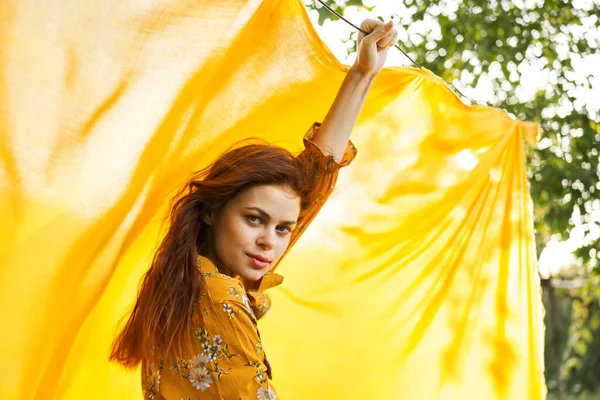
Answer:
[
  {"left": 239, "top": 271, "right": 265, "bottom": 290},
  {"left": 242, "top": 271, "right": 263, "bottom": 282},
  {"left": 239, "top": 268, "right": 265, "bottom": 282}
]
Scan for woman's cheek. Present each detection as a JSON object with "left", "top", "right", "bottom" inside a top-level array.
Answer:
[
  {"left": 275, "top": 236, "right": 290, "bottom": 258},
  {"left": 237, "top": 221, "right": 258, "bottom": 245}
]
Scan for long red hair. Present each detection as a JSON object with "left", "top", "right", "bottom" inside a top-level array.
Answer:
[{"left": 109, "top": 141, "right": 318, "bottom": 368}]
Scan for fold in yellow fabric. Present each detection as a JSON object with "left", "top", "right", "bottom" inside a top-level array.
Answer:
[{"left": 0, "top": 0, "right": 545, "bottom": 399}]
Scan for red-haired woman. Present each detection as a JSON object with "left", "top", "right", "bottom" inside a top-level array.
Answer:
[{"left": 110, "top": 19, "right": 398, "bottom": 399}]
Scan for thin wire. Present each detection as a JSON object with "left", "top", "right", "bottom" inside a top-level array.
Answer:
[
  {"left": 315, "top": 0, "right": 422, "bottom": 68},
  {"left": 314, "top": 0, "right": 474, "bottom": 103}
]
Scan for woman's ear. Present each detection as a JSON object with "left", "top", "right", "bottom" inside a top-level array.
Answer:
[{"left": 202, "top": 209, "right": 214, "bottom": 226}]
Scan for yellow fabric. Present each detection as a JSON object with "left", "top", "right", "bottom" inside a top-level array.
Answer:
[{"left": 0, "top": 0, "right": 545, "bottom": 399}]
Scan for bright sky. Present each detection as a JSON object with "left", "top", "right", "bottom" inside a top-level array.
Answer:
[{"left": 306, "top": 1, "right": 600, "bottom": 278}]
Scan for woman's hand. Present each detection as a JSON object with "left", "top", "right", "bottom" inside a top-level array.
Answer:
[{"left": 353, "top": 19, "right": 398, "bottom": 77}]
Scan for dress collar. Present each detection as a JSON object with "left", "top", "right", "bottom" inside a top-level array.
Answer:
[
  {"left": 197, "top": 255, "right": 220, "bottom": 274},
  {"left": 197, "top": 255, "right": 283, "bottom": 293}
]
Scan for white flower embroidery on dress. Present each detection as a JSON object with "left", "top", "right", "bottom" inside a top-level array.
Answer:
[
  {"left": 222, "top": 302, "right": 241, "bottom": 319},
  {"left": 245, "top": 360, "right": 268, "bottom": 384},
  {"left": 257, "top": 386, "right": 277, "bottom": 400},
  {"left": 180, "top": 353, "right": 213, "bottom": 391},
  {"left": 228, "top": 286, "right": 240, "bottom": 298},
  {"left": 188, "top": 366, "right": 213, "bottom": 392},
  {"left": 241, "top": 293, "right": 253, "bottom": 314},
  {"left": 189, "top": 353, "right": 211, "bottom": 368},
  {"left": 143, "top": 361, "right": 163, "bottom": 400},
  {"left": 226, "top": 285, "right": 254, "bottom": 315},
  {"left": 171, "top": 329, "right": 238, "bottom": 391}
]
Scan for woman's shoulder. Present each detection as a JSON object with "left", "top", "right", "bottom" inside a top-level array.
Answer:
[
  {"left": 201, "top": 271, "right": 247, "bottom": 304},
  {"left": 196, "top": 256, "right": 246, "bottom": 304}
]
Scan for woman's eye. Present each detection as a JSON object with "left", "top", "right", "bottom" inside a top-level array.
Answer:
[
  {"left": 246, "top": 215, "right": 261, "bottom": 224},
  {"left": 276, "top": 226, "right": 291, "bottom": 234}
]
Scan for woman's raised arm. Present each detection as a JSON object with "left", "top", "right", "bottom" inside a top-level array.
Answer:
[{"left": 311, "top": 19, "right": 398, "bottom": 161}]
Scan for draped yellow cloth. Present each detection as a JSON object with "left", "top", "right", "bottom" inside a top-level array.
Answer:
[{"left": 0, "top": 0, "right": 545, "bottom": 398}]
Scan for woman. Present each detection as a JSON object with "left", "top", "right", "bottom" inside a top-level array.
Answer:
[{"left": 110, "top": 19, "right": 398, "bottom": 399}]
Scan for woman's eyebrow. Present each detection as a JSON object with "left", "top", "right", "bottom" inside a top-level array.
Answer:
[{"left": 245, "top": 207, "right": 297, "bottom": 225}]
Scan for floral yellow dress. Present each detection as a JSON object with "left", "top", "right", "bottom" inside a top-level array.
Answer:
[{"left": 141, "top": 123, "right": 356, "bottom": 399}]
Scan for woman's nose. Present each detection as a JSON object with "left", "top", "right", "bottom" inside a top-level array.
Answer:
[{"left": 256, "top": 230, "right": 276, "bottom": 249}]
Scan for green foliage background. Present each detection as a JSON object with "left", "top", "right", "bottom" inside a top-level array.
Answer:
[{"left": 306, "top": 0, "right": 600, "bottom": 397}]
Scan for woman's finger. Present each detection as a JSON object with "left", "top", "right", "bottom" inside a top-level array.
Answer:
[
  {"left": 361, "top": 21, "right": 394, "bottom": 47},
  {"left": 379, "top": 29, "right": 398, "bottom": 48},
  {"left": 357, "top": 19, "right": 386, "bottom": 44}
]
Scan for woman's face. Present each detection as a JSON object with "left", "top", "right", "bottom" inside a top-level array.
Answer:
[{"left": 204, "top": 184, "right": 301, "bottom": 283}]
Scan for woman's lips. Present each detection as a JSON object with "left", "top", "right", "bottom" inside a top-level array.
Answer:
[{"left": 246, "top": 254, "right": 271, "bottom": 269}]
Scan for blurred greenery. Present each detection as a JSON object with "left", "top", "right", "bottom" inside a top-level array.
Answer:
[
  {"left": 547, "top": 393, "right": 600, "bottom": 400},
  {"left": 306, "top": 0, "right": 600, "bottom": 398}
]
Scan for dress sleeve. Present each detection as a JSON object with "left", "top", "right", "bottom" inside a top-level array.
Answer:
[
  {"left": 299, "top": 121, "right": 357, "bottom": 167},
  {"left": 141, "top": 359, "right": 165, "bottom": 400},
  {"left": 167, "top": 298, "right": 277, "bottom": 399},
  {"left": 296, "top": 122, "right": 356, "bottom": 210}
]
